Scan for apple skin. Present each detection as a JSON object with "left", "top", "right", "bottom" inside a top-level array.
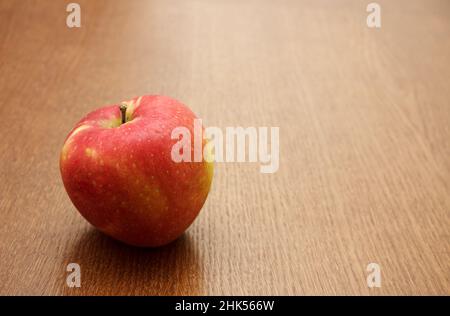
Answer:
[{"left": 60, "top": 95, "right": 213, "bottom": 247}]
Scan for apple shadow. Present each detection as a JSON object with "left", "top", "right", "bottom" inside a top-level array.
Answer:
[{"left": 62, "top": 228, "right": 204, "bottom": 295}]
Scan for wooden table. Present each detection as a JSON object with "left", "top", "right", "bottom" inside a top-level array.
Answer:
[{"left": 0, "top": 0, "right": 449, "bottom": 295}]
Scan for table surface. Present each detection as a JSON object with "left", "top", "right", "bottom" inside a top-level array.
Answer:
[{"left": 1, "top": 0, "right": 449, "bottom": 295}]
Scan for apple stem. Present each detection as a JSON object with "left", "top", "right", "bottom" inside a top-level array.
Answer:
[{"left": 119, "top": 103, "right": 127, "bottom": 124}]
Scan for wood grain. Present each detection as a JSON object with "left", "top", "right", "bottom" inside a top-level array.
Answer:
[{"left": 0, "top": 0, "right": 449, "bottom": 295}]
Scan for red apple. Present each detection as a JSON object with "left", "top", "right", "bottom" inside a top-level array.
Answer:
[{"left": 60, "top": 95, "right": 213, "bottom": 247}]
